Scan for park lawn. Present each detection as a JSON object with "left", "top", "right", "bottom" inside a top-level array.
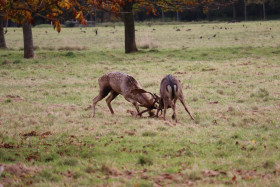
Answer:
[{"left": 0, "top": 21, "right": 280, "bottom": 186}]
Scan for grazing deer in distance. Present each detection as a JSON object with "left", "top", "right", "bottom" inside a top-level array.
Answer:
[
  {"left": 92, "top": 72, "right": 158, "bottom": 117},
  {"left": 156, "top": 74, "right": 194, "bottom": 122}
]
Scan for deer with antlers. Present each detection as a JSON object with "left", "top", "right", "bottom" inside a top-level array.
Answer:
[
  {"left": 92, "top": 72, "right": 158, "bottom": 117},
  {"left": 156, "top": 74, "right": 194, "bottom": 122}
]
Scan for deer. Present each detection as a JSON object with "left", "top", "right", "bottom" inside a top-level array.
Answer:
[
  {"left": 92, "top": 72, "right": 158, "bottom": 117},
  {"left": 156, "top": 74, "right": 194, "bottom": 122}
]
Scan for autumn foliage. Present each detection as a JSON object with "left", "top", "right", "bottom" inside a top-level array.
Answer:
[
  {"left": 0, "top": 0, "right": 88, "bottom": 32},
  {"left": 0, "top": 0, "right": 236, "bottom": 32}
]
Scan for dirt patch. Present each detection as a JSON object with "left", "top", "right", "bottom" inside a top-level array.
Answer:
[
  {"left": 126, "top": 110, "right": 138, "bottom": 118},
  {"left": 0, "top": 95, "right": 26, "bottom": 103},
  {"left": 6, "top": 95, "right": 25, "bottom": 101},
  {"left": 21, "top": 131, "right": 52, "bottom": 138},
  {"left": 23, "top": 131, "right": 39, "bottom": 137},
  {"left": 0, "top": 163, "right": 39, "bottom": 185},
  {"left": 174, "top": 71, "right": 188, "bottom": 74}
]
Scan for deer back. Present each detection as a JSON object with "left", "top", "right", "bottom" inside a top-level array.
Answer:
[
  {"left": 107, "top": 72, "right": 154, "bottom": 108},
  {"left": 103, "top": 72, "right": 138, "bottom": 94}
]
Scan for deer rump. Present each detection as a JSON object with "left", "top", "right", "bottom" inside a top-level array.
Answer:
[
  {"left": 165, "top": 75, "right": 179, "bottom": 100},
  {"left": 92, "top": 72, "right": 157, "bottom": 117}
]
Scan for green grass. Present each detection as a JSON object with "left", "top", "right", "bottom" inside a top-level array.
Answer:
[{"left": 0, "top": 20, "right": 280, "bottom": 186}]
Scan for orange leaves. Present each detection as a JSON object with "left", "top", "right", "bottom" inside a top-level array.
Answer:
[
  {"left": 75, "top": 10, "right": 87, "bottom": 25},
  {"left": 52, "top": 20, "right": 61, "bottom": 33},
  {"left": 2, "top": 14, "right": 8, "bottom": 20},
  {"left": 75, "top": 11, "right": 82, "bottom": 19},
  {"left": 3, "top": 0, "right": 87, "bottom": 33},
  {"left": 58, "top": 0, "right": 73, "bottom": 10},
  {"left": 0, "top": 0, "right": 7, "bottom": 7},
  {"left": 101, "top": 2, "right": 106, "bottom": 9}
]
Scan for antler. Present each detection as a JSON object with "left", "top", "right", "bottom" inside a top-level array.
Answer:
[
  {"left": 131, "top": 88, "right": 156, "bottom": 99},
  {"left": 131, "top": 89, "right": 160, "bottom": 106},
  {"left": 131, "top": 89, "right": 160, "bottom": 117}
]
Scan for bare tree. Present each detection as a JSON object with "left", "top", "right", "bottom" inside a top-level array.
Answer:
[
  {"left": 0, "top": 15, "right": 7, "bottom": 49},
  {"left": 22, "top": 22, "right": 34, "bottom": 59}
]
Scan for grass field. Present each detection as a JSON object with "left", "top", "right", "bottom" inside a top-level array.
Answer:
[{"left": 0, "top": 20, "right": 280, "bottom": 186}]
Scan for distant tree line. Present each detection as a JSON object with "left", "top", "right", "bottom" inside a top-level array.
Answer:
[
  {"left": 133, "top": 0, "right": 280, "bottom": 22},
  {"left": 89, "top": 0, "right": 280, "bottom": 23},
  {"left": 3, "top": 0, "right": 280, "bottom": 27}
]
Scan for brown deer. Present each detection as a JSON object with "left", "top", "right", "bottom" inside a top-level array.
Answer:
[
  {"left": 92, "top": 72, "right": 158, "bottom": 117},
  {"left": 156, "top": 74, "right": 194, "bottom": 122}
]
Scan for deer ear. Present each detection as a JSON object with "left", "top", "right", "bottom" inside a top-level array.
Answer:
[{"left": 131, "top": 89, "right": 147, "bottom": 95}]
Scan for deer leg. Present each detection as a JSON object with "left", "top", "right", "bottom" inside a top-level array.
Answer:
[
  {"left": 136, "top": 109, "right": 154, "bottom": 117},
  {"left": 124, "top": 97, "right": 141, "bottom": 116},
  {"left": 106, "top": 91, "right": 119, "bottom": 114},
  {"left": 163, "top": 99, "right": 168, "bottom": 121},
  {"left": 92, "top": 87, "right": 111, "bottom": 117},
  {"left": 172, "top": 98, "right": 178, "bottom": 122},
  {"left": 156, "top": 108, "right": 160, "bottom": 117},
  {"left": 179, "top": 96, "right": 194, "bottom": 120},
  {"left": 156, "top": 100, "right": 163, "bottom": 117},
  {"left": 148, "top": 110, "right": 155, "bottom": 117},
  {"left": 138, "top": 109, "right": 149, "bottom": 116},
  {"left": 134, "top": 103, "right": 141, "bottom": 115}
]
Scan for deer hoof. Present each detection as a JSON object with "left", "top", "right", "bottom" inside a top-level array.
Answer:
[{"left": 148, "top": 111, "right": 155, "bottom": 117}]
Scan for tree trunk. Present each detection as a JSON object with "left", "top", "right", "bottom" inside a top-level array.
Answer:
[
  {"left": 244, "top": 0, "right": 247, "bottom": 21},
  {"left": 161, "top": 9, "right": 165, "bottom": 22},
  {"left": 22, "top": 22, "right": 34, "bottom": 59},
  {"left": 176, "top": 11, "right": 180, "bottom": 22},
  {"left": 207, "top": 10, "right": 211, "bottom": 21},
  {"left": 123, "top": 2, "right": 137, "bottom": 53},
  {"left": 263, "top": 0, "right": 266, "bottom": 20},
  {"left": 0, "top": 16, "right": 7, "bottom": 49},
  {"left": 95, "top": 9, "right": 97, "bottom": 22},
  {"left": 233, "top": 3, "right": 237, "bottom": 20}
]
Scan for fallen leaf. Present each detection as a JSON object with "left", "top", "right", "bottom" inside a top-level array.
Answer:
[
  {"left": 174, "top": 71, "right": 187, "bottom": 74},
  {"left": 2, "top": 143, "right": 14, "bottom": 149},
  {"left": 209, "top": 101, "right": 219, "bottom": 104},
  {"left": 164, "top": 121, "right": 174, "bottom": 127},
  {"left": 41, "top": 131, "right": 52, "bottom": 136},
  {"left": 61, "top": 170, "right": 74, "bottom": 178},
  {"left": 25, "top": 154, "right": 39, "bottom": 162},
  {"left": 84, "top": 105, "right": 92, "bottom": 111},
  {"left": 126, "top": 110, "right": 137, "bottom": 118},
  {"left": 125, "top": 131, "right": 135, "bottom": 136},
  {"left": 23, "top": 131, "right": 38, "bottom": 137},
  {"left": 202, "top": 169, "right": 220, "bottom": 177},
  {"left": 202, "top": 68, "right": 216, "bottom": 71}
]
